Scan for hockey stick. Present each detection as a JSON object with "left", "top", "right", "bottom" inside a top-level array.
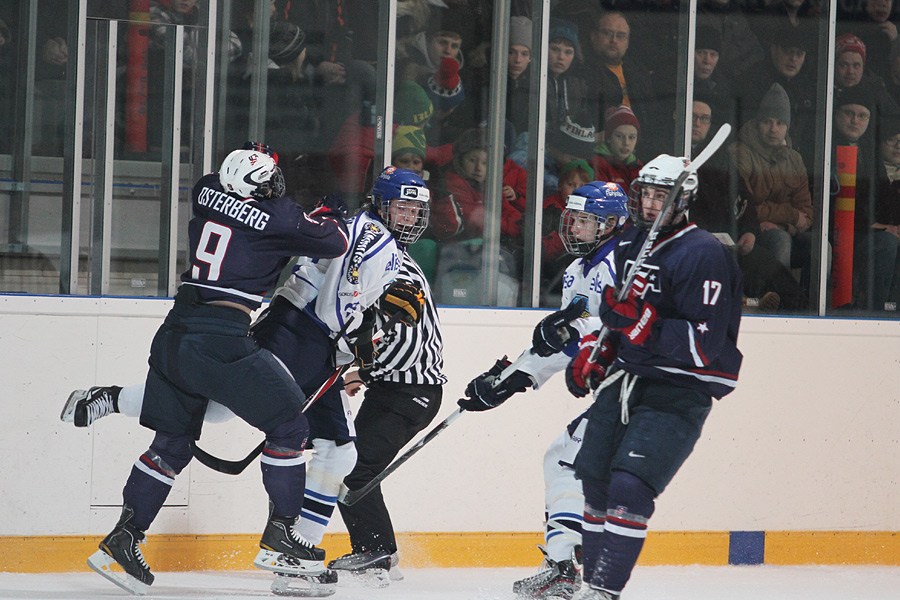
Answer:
[
  {"left": 190, "top": 311, "right": 406, "bottom": 475},
  {"left": 337, "top": 407, "right": 466, "bottom": 506},
  {"left": 586, "top": 123, "right": 732, "bottom": 369}
]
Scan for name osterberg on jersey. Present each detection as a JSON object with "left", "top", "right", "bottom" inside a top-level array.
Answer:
[{"left": 197, "top": 186, "right": 270, "bottom": 230}]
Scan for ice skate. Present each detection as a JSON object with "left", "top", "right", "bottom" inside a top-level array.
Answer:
[
  {"left": 254, "top": 514, "right": 327, "bottom": 576},
  {"left": 61, "top": 386, "right": 121, "bottom": 427},
  {"left": 572, "top": 587, "right": 619, "bottom": 600},
  {"left": 271, "top": 568, "right": 338, "bottom": 597},
  {"left": 87, "top": 505, "right": 153, "bottom": 596},
  {"left": 513, "top": 546, "right": 582, "bottom": 599},
  {"left": 327, "top": 549, "right": 392, "bottom": 588},
  {"left": 388, "top": 551, "right": 404, "bottom": 581}
]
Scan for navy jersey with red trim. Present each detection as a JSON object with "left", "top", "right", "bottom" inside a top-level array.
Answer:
[
  {"left": 180, "top": 173, "right": 349, "bottom": 310},
  {"left": 608, "top": 223, "right": 743, "bottom": 398}
]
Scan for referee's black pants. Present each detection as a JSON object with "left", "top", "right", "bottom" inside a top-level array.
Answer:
[{"left": 338, "top": 380, "right": 442, "bottom": 554}]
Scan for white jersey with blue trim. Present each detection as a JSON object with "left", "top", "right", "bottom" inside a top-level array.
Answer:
[
  {"left": 273, "top": 211, "right": 402, "bottom": 339},
  {"left": 516, "top": 236, "right": 619, "bottom": 388}
]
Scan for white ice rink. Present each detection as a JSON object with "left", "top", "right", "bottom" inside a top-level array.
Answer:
[{"left": 2, "top": 565, "right": 899, "bottom": 600}]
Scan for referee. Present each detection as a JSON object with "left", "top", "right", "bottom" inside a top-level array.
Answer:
[{"left": 330, "top": 251, "right": 446, "bottom": 579}]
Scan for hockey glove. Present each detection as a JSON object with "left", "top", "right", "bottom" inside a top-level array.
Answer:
[
  {"left": 380, "top": 281, "right": 426, "bottom": 327},
  {"left": 598, "top": 285, "right": 658, "bottom": 346},
  {"left": 458, "top": 357, "right": 532, "bottom": 411},
  {"left": 347, "top": 310, "right": 378, "bottom": 370},
  {"left": 532, "top": 297, "right": 588, "bottom": 357},
  {"left": 310, "top": 193, "right": 349, "bottom": 222},
  {"left": 565, "top": 333, "right": 616, "bottom": 397}
]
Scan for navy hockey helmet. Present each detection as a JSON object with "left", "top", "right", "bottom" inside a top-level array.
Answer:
[
  {"left": 559, "top": 181, "right": 629, "bottom": 256},
  {"left": 219, "top": 145, "right": 284, "bottom": 200},
  {"left": 628, "top": 154, "right": 698, "bottom": 232},
  {"left": 371, "top": 166, "right": 431, "bottom": 245}
]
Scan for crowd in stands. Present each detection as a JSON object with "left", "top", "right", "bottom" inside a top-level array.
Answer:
[{"left": 3, "top": 0, "right": 900, "bottom": 312}]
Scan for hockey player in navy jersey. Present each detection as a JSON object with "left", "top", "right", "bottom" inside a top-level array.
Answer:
[
  {"left": 459, "top": 182, "right": 629, "bottom": 600},
  {"left": 568, "top": 155, "right": 743, "bottom": 600},
  {"left": 61, "top": 165, "right": 430, "bottom": 596},
  {"left": 60, "top": 145, "right": 350, "bottom": 595}
]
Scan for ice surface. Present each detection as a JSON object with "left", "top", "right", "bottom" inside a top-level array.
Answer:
[{"left": 1, "top": 565, "right": 899, "bottom": 599}]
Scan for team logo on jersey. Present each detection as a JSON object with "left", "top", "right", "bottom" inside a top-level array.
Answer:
[
  {"left": 347, "top": 222, "right": 385, "bottom": 284},
  {"left": 622, "top": 262, "right": 661, "bottom": 298}
]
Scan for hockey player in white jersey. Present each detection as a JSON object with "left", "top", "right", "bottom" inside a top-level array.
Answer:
[
  {"left": 458, "top": 181, "right": 629, "bottom": 600},
  {"left": 61, "top": 166, "right": 430, "bottom": 597}
]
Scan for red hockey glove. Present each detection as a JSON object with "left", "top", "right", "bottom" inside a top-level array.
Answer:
[
  {"left": 599, "top": 285, "right": 658, "bottom": 346},
  {"left": 565, "top": 333, "right": 616, "bottom": 397}
]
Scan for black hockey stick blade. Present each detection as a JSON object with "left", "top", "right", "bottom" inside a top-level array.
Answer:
[
  {"left": 190, "top": 439, "right": 265, "bottom": 475},
  {"left": 338, "top": 407, "right": 466, "bottom": 506}
]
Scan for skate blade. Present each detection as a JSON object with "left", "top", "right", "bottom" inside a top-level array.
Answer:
[
  {"left": 389, "top": 566, "right": 404, "bottom": 581},
  {"left": 87, "top": 549, "right": 149, "bottom": 596},
  {"left": 254, "top": 549, "right": 326, "bottom": 576},
  {"left": 334, "top": 567, "right": 390, "bottom": 588},
  {"left": 60, "top": 390, "right": 85, "bottom": 424},
  {"left": 271, "top": 572, "right": 337, "bottom": 597}
]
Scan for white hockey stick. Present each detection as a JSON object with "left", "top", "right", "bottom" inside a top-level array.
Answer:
[{"left": 586, "top": 123, "right": 732, "bottom": 368}]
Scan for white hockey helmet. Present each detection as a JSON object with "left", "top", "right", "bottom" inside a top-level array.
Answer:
[
  {"left": 218, "top": 148, "right": 282, "bottom": 200},
  {"left": 628, "top": 154, "right": 698, "bottom": 232}
]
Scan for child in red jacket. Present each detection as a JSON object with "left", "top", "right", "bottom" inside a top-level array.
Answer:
[{"left": 589, "top": 104, "right": 643, "bottom": 190}]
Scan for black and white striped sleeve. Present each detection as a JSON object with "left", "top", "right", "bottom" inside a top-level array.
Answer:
[{"left": 368, "top": 253, "right": 446, "bottom": 385}]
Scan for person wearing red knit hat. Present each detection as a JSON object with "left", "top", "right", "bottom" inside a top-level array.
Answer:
[{"left": 589, "top": 105, "right": 644, "bottom": 190}]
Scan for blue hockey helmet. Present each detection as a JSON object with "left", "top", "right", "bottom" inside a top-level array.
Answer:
[
  {"left": 628, "top": 154, "right": 697, "bottom": 232},
  {"left": 559, "top": 181, "right": 629, "bottom": 256},
  {"left": 371, "top": 166, "right": 431, "bottom": 245}
]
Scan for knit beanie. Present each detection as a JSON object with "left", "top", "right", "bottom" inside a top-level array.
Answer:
[
  {"left": 560, "top": 159, "right": 594, "bottom": 181},
  {"left": 836, "top": 33, "right": 866, "bottom": 63},
  {"left": 269, "top": 21, "right": 306, "bottom": 64},
  {"left": 426, "top": 57, "right": 466, "bottom": 110},
  {"left": 756, "top": 83, "right": 792, "bottom": 128},
  {"left": 604, "top": 104, "right": 641, "bottom": 139},
  {"left": 392, "top": 126, "right": 427, "bottom": 160},
  {"left": 509, "top": 16, "right": 533, "bottom": 50},
  {"left": 695, "top": 25, "right": 722, "bottom": 54},
  {"left": 549, "top": 18, "right": 579, "bottom": 48},
  {"left": 551, "top": 116, "right": 597, "bottom": 158},
  {"left": 836, "top": 84, "right": 875, "bottom": 114},
  {"left": 395, "top": 81, "right": 434, "bottom": 126}
]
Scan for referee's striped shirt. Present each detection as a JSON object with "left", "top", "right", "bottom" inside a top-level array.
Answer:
[{"left": 369, "top": 252, "right": 447, "bottom": 385}]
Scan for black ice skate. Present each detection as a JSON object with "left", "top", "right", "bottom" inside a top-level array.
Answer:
[
  {"left": 271, "top": 568, "right": 338, "bottom": 597},
  {"left": 326, "top": 549, "right": 393, "bottom": 588},
  {"left": 513, "top": 545, "right": 582, "bottom": 600},
  {"left": 254, "top": 514, "right": 327, "bottom": 576},
  {"left": 60, "top": 386, "right": 121, "bottom": 427},
  {"left": 87, "top": 505, "right": 154, "bottom": 596}
]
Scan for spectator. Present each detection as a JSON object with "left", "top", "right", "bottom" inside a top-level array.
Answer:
[
  {"left": 397, "top": 16, "right": 464, "bottom": 85},
  {"left": 391, "top": 125, "right": 428, "bottom": 177},
  {"left": 690, "top": 94, "right": 805, "bottom": 311},
  {"left": 423, "top": 57, "right": 468, "bottom": 146},
  {"left": 694, "top": 25, "right": 734, "bottom": 114},
  {"left": 841, "top": 0, "right": 898, "bottom": 82},
  {"left": 589, "top": 105, "right": 643, "bottom": 190},
  {"left": 698, "top": 0, "right": 765, "bottom": 80},
  {"left": 730, "top": 83, "right": 814, "bottom": 288},
  {"left": 507, "top": 16, "right": 533, "bottom": 138},
  {"left": 735, "top": 19, "right": 817, "bottom": 163},
  {"left": 852, "top": 115, "right": 900, "bottom": 310},
  {"left": 429, "top": 128, "right": 526, "bottom": 242},
  {"left": 834, "top": 85, "right": 875, "bottom": 147}
]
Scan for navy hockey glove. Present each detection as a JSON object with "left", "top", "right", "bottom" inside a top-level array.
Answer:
[
  {"left": 379, "top": 281, "right": 425, "bottom": 327},
  {"left": 310, "top": 193, "right": 349, "bottom": 222},
  {"left": 458, "top": 357, "right": 532, "bottom": 411},
  {"left": 565, "top": 333, "right": 616, "bottom": 397},
  {"left": 532, "top": 297, "right": 588, "bottom": 357},
  {"left": 347, "top": 311, "right": 378, "bottom": 370},
  {"left": 599, "top": 285, "right": 658, "bottom": 346}
]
